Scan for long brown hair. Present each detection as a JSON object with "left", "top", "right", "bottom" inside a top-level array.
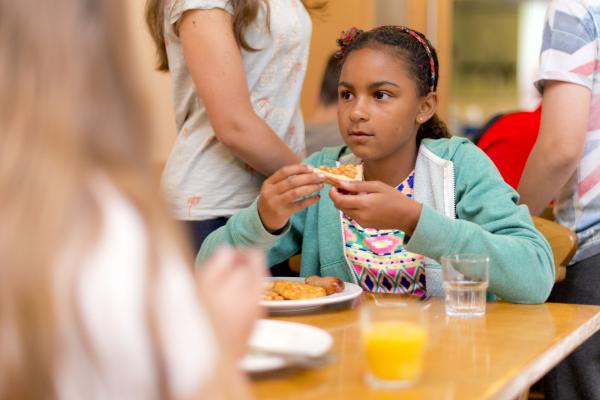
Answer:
[
  {"left": 145, "top": 0, "right": 326, "bottom": 71},
  {"left": 0, "top": 0, "right": 189, "bottom": 397}
]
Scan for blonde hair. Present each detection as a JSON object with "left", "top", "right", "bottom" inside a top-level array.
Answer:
[
  {"left": 0, "top": 0, "right": 190, "bottom": 397},
  {"left": 145, "top": 0, "right": 326, "bottom": 71}
]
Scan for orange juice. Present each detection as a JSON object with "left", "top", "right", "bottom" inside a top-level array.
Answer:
[{"left": 363, "top": 321, "right": 427, "bottom": 381}]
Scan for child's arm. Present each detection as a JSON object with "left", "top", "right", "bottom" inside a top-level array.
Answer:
[
  {"left": 407, "top": 145, "right": 554, "bottom": 304},
  {"left": 177, "top": 8, "right": 300, "bottom": 176},
  {"left": 197, "top": 165, "right": 323, "bottom": 266},
  {"left": 518, "top": 81, "right": 590, "bottom": 214},
  {"left": 330, "top": 144, "right": 554, "bottom": 303}
]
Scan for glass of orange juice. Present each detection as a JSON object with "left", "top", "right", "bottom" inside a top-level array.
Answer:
[{"left": 360, "top": 299, "right": 428, "bottom": 389}]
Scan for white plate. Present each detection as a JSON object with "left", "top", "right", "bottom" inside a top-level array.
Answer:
[
  {"left": 240, "top": 319, "right": 333, "bottom": 373},
  {"left": 261, "top": 277, "right": 363, "bottom": 313}
]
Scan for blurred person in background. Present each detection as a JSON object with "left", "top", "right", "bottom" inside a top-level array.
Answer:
[
  {"left": 0, "top": 0, "right": 264, "bottom": 399},
  {"left": 518, "top": 1, "right": 600, "bottom": 399},
  {"left": 145, "top": 0, "right": 324, "bottom": 252},
  {"left": 475, "top": 105, "right": 542, "bottom": 190},
  {"left": 305, "top": 53, "right": 344, "bottom": 155}
]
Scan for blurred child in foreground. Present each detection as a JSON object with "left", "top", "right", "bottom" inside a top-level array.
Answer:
[{"left": 0, "top": 1, "right": 263, "bottom": 398}]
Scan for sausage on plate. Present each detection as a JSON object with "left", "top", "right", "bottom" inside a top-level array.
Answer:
[{"left": 305, "top": 275, "right": 345, "bottom": 295}]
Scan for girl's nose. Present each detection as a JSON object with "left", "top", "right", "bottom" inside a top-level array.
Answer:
[{"left": 349, "top": 102, "right": 368, "bottom": 122}]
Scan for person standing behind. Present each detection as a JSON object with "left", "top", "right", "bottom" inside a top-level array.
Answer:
[
  {"left": 305, "top": 53, "right": 344, "bottom": 155},
  {"left": 476, "top": 105, "right": 542, "bottom": 190},
  {"left": 518, "top": 1, "right": 600, "bottom": 399},
  {"left": 146, "top": 0, "right": 323, "bottom": 251}
]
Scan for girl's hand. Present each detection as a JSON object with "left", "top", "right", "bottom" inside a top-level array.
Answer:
[
  {"left": 258, "top": 164, "right": 324, "bottom": 232},
  {"left": 197, "top": 247, "right": 267, "bottom": 358},
  {"left": 329, "top": 180, "right": 423, "bottom": 235}
]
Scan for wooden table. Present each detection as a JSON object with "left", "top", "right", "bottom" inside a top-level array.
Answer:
[{"left": 251, "top": 296, "right": 600, "bottom": 400}]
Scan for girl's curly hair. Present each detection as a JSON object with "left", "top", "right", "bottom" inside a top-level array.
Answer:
[{"left": 335, "top": 26, "right": 450, "bottom": 144}]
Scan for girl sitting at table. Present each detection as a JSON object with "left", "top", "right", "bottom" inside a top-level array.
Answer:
[{"left": 198, "top": 25, "right": 554, "bottom": 303}]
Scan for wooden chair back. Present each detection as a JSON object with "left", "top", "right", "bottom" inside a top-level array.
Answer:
[
  {"left": 532, "top": 216, "right": 577, "bottom": 282},
  {"left": 289, "top": 254, "right": 302, "bottom": 274}
]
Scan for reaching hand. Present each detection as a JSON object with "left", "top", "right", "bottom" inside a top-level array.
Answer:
[
  {"left": 257, "top": 164, "right": 324, "bottom": 232},
  {"left": 329, "top": 180, "right": 423, "bottom": 235},
  {"left": 196, "top": 247, "right": 267, "bottom": 358}
]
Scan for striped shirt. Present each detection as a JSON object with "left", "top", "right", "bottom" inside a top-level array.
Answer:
[{"left": 536, "top": 0, "right": 600, "bottom": 262}]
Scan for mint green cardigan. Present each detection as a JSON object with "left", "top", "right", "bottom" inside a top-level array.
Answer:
[{"left": 198, "top": 137, "right": 554, "bottom": 304}]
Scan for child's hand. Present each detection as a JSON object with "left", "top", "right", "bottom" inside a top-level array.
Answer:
[
  {"left": 329, "top": 180, "right": 423, "bottom": 235},
  {"left": 258, "top": 164, "right": 324, "bottom": 233},
  {"left": 197, "top": 247, "right": 267, "bottom": 358}
]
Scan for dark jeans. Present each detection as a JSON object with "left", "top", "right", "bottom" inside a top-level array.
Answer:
[
  {"left": 185, "top": 217, "right": 229, "bottom": 255},
  {"left": 184, "top": 218, "right": 294, "bottom": 276},
  {"left": 543, "top": 252, "right": 600, "bottom": 400}
]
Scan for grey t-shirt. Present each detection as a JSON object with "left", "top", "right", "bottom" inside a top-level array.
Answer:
[{"left": 162, "top": 0, "right": 311, "bottom": 220}]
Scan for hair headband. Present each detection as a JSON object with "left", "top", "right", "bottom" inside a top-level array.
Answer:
[
  {"left": 396, "top": 26, "right": 437, "bottom": 92},
  {"left": 335, "top": 26, "right": 437, "bottom": 93}
]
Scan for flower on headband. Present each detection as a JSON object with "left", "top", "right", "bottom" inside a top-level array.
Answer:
[{"left": 335, "top": 27, "right": 363, "bottom": 60}]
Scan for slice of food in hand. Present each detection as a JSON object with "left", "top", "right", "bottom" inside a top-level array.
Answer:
[{"left": 314, "top": 164, "right": 363, "bottom": 187}]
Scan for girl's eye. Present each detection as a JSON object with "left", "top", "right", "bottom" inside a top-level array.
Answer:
[
  {"left": 339, "top": 90, "right": 353, "bottom": 101},
  {"left": 374, "top": 91, "right": 390, "bottom": 100}
]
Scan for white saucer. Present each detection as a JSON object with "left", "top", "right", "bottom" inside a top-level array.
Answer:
[{"left": 240, "top": 319, "right": 333, "bottom": 373}]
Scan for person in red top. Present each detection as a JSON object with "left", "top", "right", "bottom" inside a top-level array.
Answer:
[{"left": 476, "top": 106, "right": 542, "bottom": 190}]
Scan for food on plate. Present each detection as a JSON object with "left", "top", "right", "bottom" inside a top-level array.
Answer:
[
  {"left": 305, "top": 275, "right": 345, "bottom": 295},
  {"left": 262, "top": 276, "right": 346, "bottom": 301},
  {"left": 271, "top": 280, "right": 326, "bottom": 300},
  {"left": 263, "top": 290, "right": 285, "bottom": 301},
  {"left": 314, "top": 164, "right": 363, "bottom": 187}
]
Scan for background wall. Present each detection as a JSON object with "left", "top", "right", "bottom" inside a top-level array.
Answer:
[
  {"left": 300, "top": 0, "right": 374, "bottom": 120},
  {"left": 449, "top": 0, "right": 548, "bottom": 136},
  {"left": 303, "top": 0, "right": 453, "bottom": 122}
]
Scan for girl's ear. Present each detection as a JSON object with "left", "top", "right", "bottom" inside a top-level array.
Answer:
[{"left": 416, "top": 92, "right": 438, "bottom": 124}]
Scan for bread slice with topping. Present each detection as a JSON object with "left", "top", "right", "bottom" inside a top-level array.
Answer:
[{"left": 314, "top": 164, "right": 363, "bottom": 187}]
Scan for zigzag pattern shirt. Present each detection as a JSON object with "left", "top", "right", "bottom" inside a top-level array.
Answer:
[{"left": 342, "top": 171, "right": 427, "bottom": 296}]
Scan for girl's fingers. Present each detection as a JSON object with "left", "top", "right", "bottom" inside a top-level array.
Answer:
[
  {"left": 329, "top": 187, "right": 365, "bottom": 210},
  {"left": 267, "top": 164, "right": 313, "bottom": 185},
  {"left": 337, "top": 180, "right": 385, "bottom": 194},
  {"left": 287, "top": 194, "right": 321, "bottom": 213},
  {"left": 273, "top": 171, "right": 324, "bottom": 195},
  {"left": 218, "top": 249, "right": 265, "bottom": 291},
  {"left": 200, "top": 246, "right": 235, "bottom": 281},
  {"left": 236, "top": 248, "right": 267, "bottom": 278},
  {"left": 279, "top": 183, "right": 324, "bottom": 203}
]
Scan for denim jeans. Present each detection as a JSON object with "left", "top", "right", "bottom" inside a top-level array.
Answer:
[
  {"left": 184, "top": 218, "right": 293, "bottom": 276},
  {"left": 543, "top": 252, "right": 600, "bottom": 400}
]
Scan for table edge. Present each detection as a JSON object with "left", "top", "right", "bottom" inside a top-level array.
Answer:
[{"left": 489, "top": 309, "right": 600, "bottom": 400}]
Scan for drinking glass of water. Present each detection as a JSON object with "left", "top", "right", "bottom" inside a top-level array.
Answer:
[{"left": 441, "top": 254, "right": 489, "bottom": 317}]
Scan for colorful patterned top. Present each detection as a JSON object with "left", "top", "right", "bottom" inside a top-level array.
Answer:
[{"left": 342, "top": 171, "right": 427, "bottom": 296}]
